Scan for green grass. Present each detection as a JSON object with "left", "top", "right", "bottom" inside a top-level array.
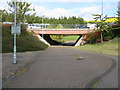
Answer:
[
  {"left": 2, "top": 24, "right": 48, "bottom": 53},
  {"left": 75, "top": 38, "right": 119, "bottom": 56},
  {"left": 50, "top": 35, "right": 63, "bottom": 42},
  {"left": 50, "top": 35, "right": 80, "bottom": 42},
  {"left": 63, "top": 35, "right": 80, "bottom": 42}
]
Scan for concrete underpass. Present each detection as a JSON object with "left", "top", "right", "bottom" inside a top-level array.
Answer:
[{"left": 28, "top": 29, "right": 93, "bottom": 46}]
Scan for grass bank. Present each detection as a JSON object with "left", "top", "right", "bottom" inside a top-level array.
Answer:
[
  {"left": 63, "top": 35, "right": 80, "bottom": 42},
  {"left": 75, "top": 38, "right": 119, "bottom": 56},
  {"left": 2, "top": 24, "right": 48, "bottom": 53},
  {"left": 50, "top": 35, "right": 80, "bottom": 43}
]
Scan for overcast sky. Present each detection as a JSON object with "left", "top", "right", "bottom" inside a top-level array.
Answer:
[{"left": 0, "top": 0, "right": 119, "bottom": 21}]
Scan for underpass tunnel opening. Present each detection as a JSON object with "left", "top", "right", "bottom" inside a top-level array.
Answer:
[
  {"left": 40, "top": 34, "right": 82, "bottom": 46},
  {"left": 39, "top": 34, "right": 61, "bottom": 45},
  {"left": 61, "top": 35, "right": 82, "bottom": 46}
]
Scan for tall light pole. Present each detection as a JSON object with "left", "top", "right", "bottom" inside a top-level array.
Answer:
[
  {"left": 102, "top": 0, "right": 103, "bottom": 17},
  {"left": 13, "top": 0, "right": 17, "bottom": 64},
  {"left": 118, "top": 1, "right": 120, "bottom": 17},
  {"left": 42, "top": 15, "right": 45, "bottom": 38},
  {"left": 101, "top": 0, "right": 103, "bottom": 42}
]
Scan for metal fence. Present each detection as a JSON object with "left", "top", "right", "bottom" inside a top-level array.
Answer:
[
  {"left": 28, "top": 24, "right": 90, "bottom": 29},
  {"left": 46, "top": 24, "right": 89, "bottom": 29}
]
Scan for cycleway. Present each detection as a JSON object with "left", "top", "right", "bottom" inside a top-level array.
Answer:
[{"left": 4, "top": 47, "right": 117, "bottom": 88}]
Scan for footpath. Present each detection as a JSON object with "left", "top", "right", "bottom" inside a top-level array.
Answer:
[
  {"left": 2, "top": 47, "right": 118, "bottom": 88},
  {"left": 93, "top": 55, "right": 118, "bottom": 88},
  {"left": 2, "top": 51, "right": 44, "bottom": 87}
]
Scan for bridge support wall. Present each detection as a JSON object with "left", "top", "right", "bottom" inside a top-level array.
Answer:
[
  {"left": 33, "top": 33, "right": 50, "bottom": 46},
  {"left": 74, "top": 35, "right": 88, "bottom": 46}
]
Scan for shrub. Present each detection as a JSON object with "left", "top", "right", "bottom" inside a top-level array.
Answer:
[
  {"left": 2, "top": 24, "right": 48, "bottom": 53},
  {"left": 84, "top": 30, "right": 101, "bottom": 43},
  {"left": 111, "top": 24, "right": 120, "bottom": 37}
]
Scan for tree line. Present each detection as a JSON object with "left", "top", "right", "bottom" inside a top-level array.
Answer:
[
  {"left": 1, "top": 1, "right": 85, "bottom": 25},
  {"left": 2, "top": 11, "right": 85, "bottom": 24}
]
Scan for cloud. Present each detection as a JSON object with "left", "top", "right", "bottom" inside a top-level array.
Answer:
[
  {"left": 30, "top": 4, "right": 103, "bottom": 20},
  {"left": 0, "top": 1, "right": 8, "bottom": 10},
  {"left": 1, "top": 0, "right": 119, "bottom": 3},
  {"left": 0, "top": 0, "right": 115, "bottom": 21},
  {"left": 28, "top": 0, "right": 119, "bottom": 3}
]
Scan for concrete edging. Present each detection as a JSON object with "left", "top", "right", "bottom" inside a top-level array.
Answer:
[{"left": 84, "top": 56, "right": 116, "bottom": 88}]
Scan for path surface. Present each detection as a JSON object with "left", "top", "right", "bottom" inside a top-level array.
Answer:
[
  {"left": 94, "top": 55, "right": 118, "bottom": 88},
  {"left": 3, "top": 47, "right": 116, "bottom": 88},
  {"left": 0, "top": 54, "right": 2, "bottom": 89}
]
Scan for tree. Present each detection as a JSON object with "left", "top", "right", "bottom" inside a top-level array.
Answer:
[
  {"left": 46, "top": 25, "right": 53, "bottom": 29},
  {"left": 7, "top": 1, "right": 35, "bottom": 23},
  {"left": 56, "top": 24, "right": 63, "bottom": 29},
  {"left": 117, "top": 2, "right": 120, "bottom": 23},
  {"left": 2, "top": 10, "right": 14, "bottom": 22},
  {"left": 92, "top": 14, "right": 108, "bottom": 31},
  {"left": 25, "top": 13, "right": 36, "bottom": 24},
  {"left": 92, "top": 14, "right": 112, "bottom": 42}
]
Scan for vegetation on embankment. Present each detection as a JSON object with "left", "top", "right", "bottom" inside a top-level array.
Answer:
[
  {"left": 50, "top": 35, "right": 64, "bottom": 43},
  {"left": 63, "top": 35, "right": 80, "bottom": 42},
  {"left": 75, "top": 38, "right": 119, "bottom": 56},
  {"left": 50, "top": 35, "right": 80, "bottom": 43},
  {"left": 2, "top": 24, "right": 48, "bottom": 53}
]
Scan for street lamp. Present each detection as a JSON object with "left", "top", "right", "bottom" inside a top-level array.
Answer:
[
  {"left": 118, "top": 1, "right": 120, "bottom": 17},
  {"left": 101, "top": 0, "right": 103, "bottom": 42},
  {"left": 13, "top": 0, "right": 17, "bottom": 64},
  {"left": 12, "top": 0, "right": 21, "bottom": 64},
  {"left": 42, "top": 15, "right": 45, "bottom": 38}
]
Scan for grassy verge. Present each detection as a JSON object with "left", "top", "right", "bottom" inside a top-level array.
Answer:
[
  {"left": 63, "top": 35, "right": 80, "bottom": 42},
  {"left": 50, "top": 35, "right": 80, "bottom": 43},
  {"left": 75, "top": 38, "right": 119, "bottom": 56},
  {"left": 50, "top": 35, "right": 63, "bottom": 42},
  {"left": 2, "top": 24, "right": 48, "bottom": 53}
]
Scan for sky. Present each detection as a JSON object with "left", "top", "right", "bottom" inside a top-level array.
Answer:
[{"left": 0, "top": 0, "right": 120, "bottom": 21}]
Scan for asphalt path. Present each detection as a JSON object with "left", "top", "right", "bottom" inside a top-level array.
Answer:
[
  {"left": 0, "top": 54, "right": 2, "bottom": 89},
  {"left": 5, "top": 47, "right": 116, "bottom": 88},
  {"left": 93, "top": 55, "right": 118, "bottom": 88}
]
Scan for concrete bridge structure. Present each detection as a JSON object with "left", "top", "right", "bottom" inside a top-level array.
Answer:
[
  {"left": 31, "top": 29, "right": 92, "bottom": 35},
  {"left": 27, "top": 29, "right": 93, "bottom": 46}
]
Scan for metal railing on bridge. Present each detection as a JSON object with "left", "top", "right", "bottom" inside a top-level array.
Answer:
[
  {"left": 27, "top": 24, "right": 95, "bottom": 30},
  {"left": 45, "top": 24, "right": 90, "bottom": 29}
]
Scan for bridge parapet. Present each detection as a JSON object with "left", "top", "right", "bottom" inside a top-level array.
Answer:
[
  {"left": 30, "top": 29, "right": 93, "bottom": 35},
  {"left": 30, "top": 28, "right": 92, "bottom": 31}
]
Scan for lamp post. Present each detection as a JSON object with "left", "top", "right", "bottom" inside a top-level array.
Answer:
[
  {"left": 42, "top": 15, "right": 45, "bottom": 38},
  {"left": 11, "top": 0, "right": 21, "bottom": 64},
  {"left": 13, "top": 0, "right": 17, "bottom": 64},
  {"left": 101, "top": 0, "right": 103, "bottom": 42},
  {"left": 118, "top": 1, "right": 120, "bottom": 17},
  {"left": 102, "top": 0, "right": 103, "bottom": 17}
]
